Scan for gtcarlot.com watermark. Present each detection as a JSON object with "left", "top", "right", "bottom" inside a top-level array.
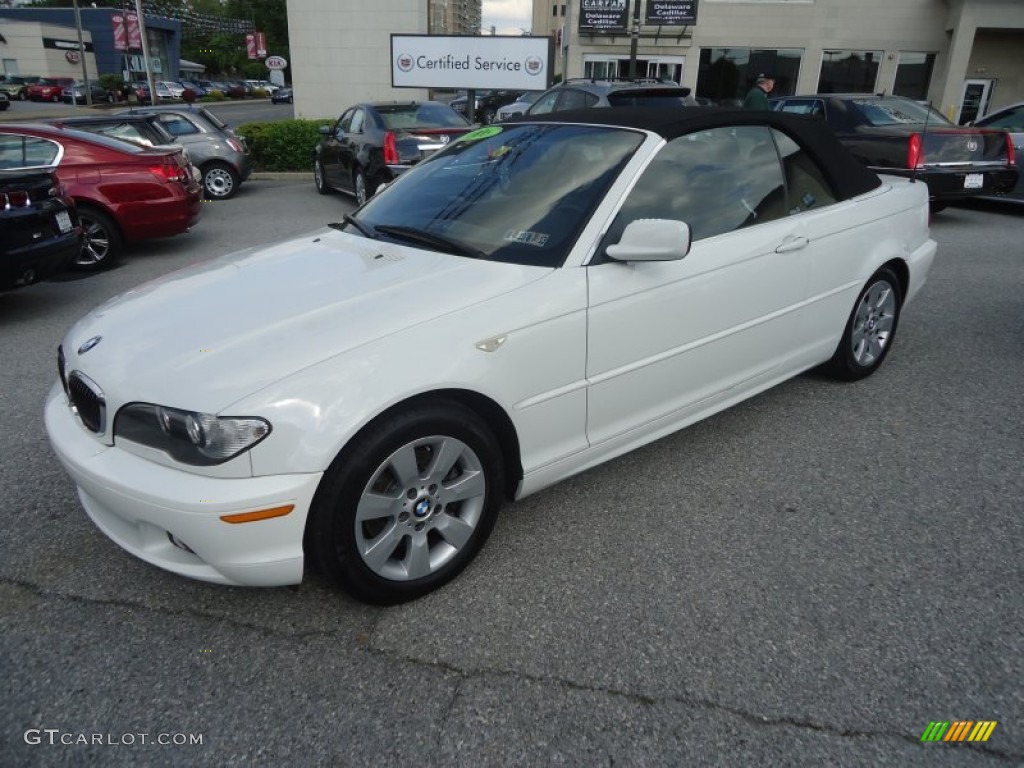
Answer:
[{"left": 25, "top": 728, "right": 203, "bottom": 747}]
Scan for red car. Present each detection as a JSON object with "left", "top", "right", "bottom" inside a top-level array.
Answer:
[
  {"left": 28, "top": 78, "right": 76, "bottom": 103},
  {"left": 0, "top": 124, "right": 202, "bottom": 270}
]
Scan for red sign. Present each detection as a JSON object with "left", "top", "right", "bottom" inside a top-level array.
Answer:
[
  {"left": 255, "top": 31, "right": 267, "bottom": 58},
  {"left": 245, "top": 33, "right": 257, "bottom": 60},
  {"left": 112, "top": 15, "right": 127, "bottom": 51},
  {"left": 126, "top": 12, "right": 143, "bottom": 50}
]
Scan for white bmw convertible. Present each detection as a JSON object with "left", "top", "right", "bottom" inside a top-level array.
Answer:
[{"left": 46, "top": 109, "right": 936, "bottom": 603}]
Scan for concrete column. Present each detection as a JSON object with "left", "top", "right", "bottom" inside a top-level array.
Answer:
[{"left": 939, "top": 1, "right": 976, "bottom": 120}]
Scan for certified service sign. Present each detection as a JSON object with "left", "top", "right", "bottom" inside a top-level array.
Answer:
[{"left": 391, "top": 35, "right": 552, "bottom": 91}]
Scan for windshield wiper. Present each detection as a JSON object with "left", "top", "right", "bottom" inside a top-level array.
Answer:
[
  {"left": 374, "top": 224, "right": 485, "bottom": 259},
  {"left": 329, "top": 213, "right": 378, "bottom": 240}
]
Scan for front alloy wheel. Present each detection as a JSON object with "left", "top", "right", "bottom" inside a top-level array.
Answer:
[{"left": 308, "top": 401, "right": 504, "bottom": 604}]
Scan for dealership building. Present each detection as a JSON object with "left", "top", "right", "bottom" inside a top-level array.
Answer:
[
  {"left": 0, "top": 7, "right": 184, "bottom": 85},
  {"left": 285, "top": 0, "right": 1022, "bottom": 124}
]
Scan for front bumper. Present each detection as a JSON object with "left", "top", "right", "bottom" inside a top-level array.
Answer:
[{"left": 45, "top": 384, "right": 322, "bottom": 586}]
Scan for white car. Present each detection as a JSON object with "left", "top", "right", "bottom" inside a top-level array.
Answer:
[
  {"left": 157, "top": 80, "right": 185, "bottom": 100},
  {"left": 46, "top": 111, "right": 936, "bottom": 604}
]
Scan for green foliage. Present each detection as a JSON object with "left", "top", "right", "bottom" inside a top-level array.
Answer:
[
  {"left": 98, "top": 73, "right": 125, "bottom": 93},
  {"left": 237, "top": 119, "right": 331, "bottom": 172},
  {"left": 250, "top": 88, "right": 269, "bottom": 99},
  {"left": 202, "top": 89, "right": 226, "bottom": 102}
]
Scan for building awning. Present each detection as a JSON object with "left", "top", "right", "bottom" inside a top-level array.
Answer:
[{"left": 179, "top": 58, "right": 205, "bottom": 74}]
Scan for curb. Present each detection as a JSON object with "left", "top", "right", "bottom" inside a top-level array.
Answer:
[{"left": 251, "top": 171, "right": 312, "bottom": 181}]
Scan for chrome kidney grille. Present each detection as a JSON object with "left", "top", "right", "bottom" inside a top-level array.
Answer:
[{"left": 67, "top": 370, "right": 107, "bottom": 434}]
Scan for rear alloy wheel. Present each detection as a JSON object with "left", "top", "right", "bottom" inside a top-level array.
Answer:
[
  {"left": 314, "top": 159, "right": 331, "bottom": 195},
  {"left": 75, "top": 208, "right": 123, "bottom": 271},
  {"left": 202, "top": 162, "right": 239, "bottom": 200},
  {"left": 308, "top": 401, "right": 504, "bottom": 604},
  {"left": 823, "top": 266, "right": 902, "bottom": 381},
  {"left": 354, "top": 169, "right": 368, "bottom": 206}
]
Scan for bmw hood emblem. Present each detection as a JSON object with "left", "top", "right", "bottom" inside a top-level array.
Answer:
[{"left": 78, "top": 336, "right": 103, "bottom": 355}]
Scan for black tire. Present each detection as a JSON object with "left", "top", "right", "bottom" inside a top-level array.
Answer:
[
  {"left": 314, "top": 158, "right": 331, "bottom": 195},
  {"left": 202, "top": 162, "right": 239, "bottom": 200},
  {"left": 307, "top": 400, "right": 505, "bottom": 605},
  {"left": 822, "top": 266, "right": 902, "bottom": 381},
  {"left": 929, "top": 201, "right": 948, "bottom": 214},
  {"left": 74, "top": 207, "right": 123, "bottom": 272},
  {"left": 354, "top": 168, "right": 369, "bottom": 206}
]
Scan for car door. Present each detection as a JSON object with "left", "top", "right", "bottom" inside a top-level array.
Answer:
[
  {"left": 320, "top": 109, "right": 354, "bottom": 189},
  {"left": 585, "top": 125, "right": 818, "bottom": 446},
  {"left": 337, "top": 107, "right": 367, "bottom": 191}
]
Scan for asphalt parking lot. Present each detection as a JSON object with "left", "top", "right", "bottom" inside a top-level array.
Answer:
[{"left": 1, "top": 182, "right": 1021, "bottom": 767}]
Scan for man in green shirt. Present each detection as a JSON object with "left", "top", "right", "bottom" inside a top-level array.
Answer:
[{"left": 743, "top": 74, "right": 775, "bottom": 110}]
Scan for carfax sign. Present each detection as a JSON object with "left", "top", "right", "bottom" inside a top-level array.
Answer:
[{"left": 391, "top": 35, "right": 553, "bottom": 91}]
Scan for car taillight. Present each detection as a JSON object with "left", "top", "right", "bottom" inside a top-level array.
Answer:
[
  {"left": 149, "top": 162, "right": 189, "bottom": 183},
  {"left": 907, "top": 133, "right": 923, "bottom": 169},
  {"left": 1006, "top": 133, "right": 1017, "bottom": 166},
  {"left": 1, "top": 190, "right": 30, "bottom": 209},
  {"left": 383, "top": 131, "right": 399, "bottom": 165}
]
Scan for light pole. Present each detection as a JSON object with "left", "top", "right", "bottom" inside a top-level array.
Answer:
[{"left": 71, "top": 0, "right": 93, "bottom": 106}]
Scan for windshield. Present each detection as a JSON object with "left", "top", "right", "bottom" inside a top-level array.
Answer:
[
  {"left": 349, "top": 123, "right": 644, "bottom": 268},
  {"left": 853, "top": 97, "right": 952, "bottom": 126}
]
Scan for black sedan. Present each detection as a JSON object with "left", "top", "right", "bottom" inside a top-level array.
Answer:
[
  {"left": 62, "top": 81, "right": 112, "bottom": 105},
  {"left": 772, "top": 93, "right": 1018, "bottom": 211},
  {"left": 313, "top": 101, "right": 473, "bottom": 205},
  {"left": 0, "top": 169, "right": 82, "bottom": 291},
  {"left": 271, "top": 87, "right": 293, "bottom": 104}
]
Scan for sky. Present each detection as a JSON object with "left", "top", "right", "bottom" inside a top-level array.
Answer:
[{"left": 482, "top": 0, "right": 534, "bottom": 35}]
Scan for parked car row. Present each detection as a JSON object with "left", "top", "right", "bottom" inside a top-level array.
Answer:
[
  {"left": 1, "top": 102, "right": 256, "bottom": 289},
  {"left": 0, "top": 123, "right": 200, "bottom": 278},
  {"left": 771, "top": 93, "right": 1019, "bottom": 209}
]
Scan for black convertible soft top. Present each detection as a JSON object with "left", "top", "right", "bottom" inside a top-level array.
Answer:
[{"left": 510, "top": 107, "right": 883, "bottom": 201}]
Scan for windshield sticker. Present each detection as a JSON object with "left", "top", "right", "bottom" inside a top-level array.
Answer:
[
  {"left": 504, "top": 229, "right": 549, "bottom": 247},
  {"left": 460, "top": 126, "right": 503, "bottom": 143}
]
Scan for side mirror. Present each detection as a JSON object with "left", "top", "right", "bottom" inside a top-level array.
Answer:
[
  {"left": 318, "top": 125, "right": 331, "bottom": 136},
  {"left": 605, "top": 219, "right": 691, "bottom": 262}
]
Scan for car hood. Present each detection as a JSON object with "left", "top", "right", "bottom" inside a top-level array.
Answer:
[{"left": 64, "top": 228, "right": 551, "bottom": 413}]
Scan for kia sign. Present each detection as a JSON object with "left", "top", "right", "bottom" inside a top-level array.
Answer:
[
  {"left": 391, "top": 35, "right": 552, "bottom": 91},
  {"left": 265, "top": 55, "right": 287, "bottom": 71}
]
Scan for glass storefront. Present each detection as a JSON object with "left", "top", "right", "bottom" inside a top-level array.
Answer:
[
  {"left": 817, "top": 49, "right": 881, "bottom": 93},
  {"left": 696, "top": 48, "right": 803, "bottom": 105},
  {"left": 893, "top": 52, "right": 936, "bottom": 101}
]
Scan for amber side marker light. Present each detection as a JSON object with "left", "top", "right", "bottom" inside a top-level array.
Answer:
[{"left": 220, "top": 505, "right": 294, "bottom": 524}]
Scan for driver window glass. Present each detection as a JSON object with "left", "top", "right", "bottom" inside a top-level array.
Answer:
[
  {"left": 556, "top": 89, "right": 598, "bottom": 111},
  {"left": 604, "top": 126, "right": 787, "bottom": 247},
  {"left": 349, "top": 109, "right": 365, "bottom": 134},
  {"left": 157, "top": 114, "right": 198, "bottom": 136},
  {"left": 338, "top": 109, "right": 355, "bottom": 133}
]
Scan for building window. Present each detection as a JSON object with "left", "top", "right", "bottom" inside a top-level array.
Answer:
[
  {"left": 553, "top": 4, "right": 558, "bottom": 16},
  {"left": 696, "top": 48, "right": 803, "bottom": 105},
  {"left": 561, "top": 4, "right": 567, "bottom": 15},
  {"left": 893, "top": 52, "right": 936, "bottom": 101},
  {"left": 817, "top": 50, "right": 881, "bottom": 94}
]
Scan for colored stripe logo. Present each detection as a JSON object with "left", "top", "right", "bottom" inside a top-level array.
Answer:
[{"left": 921, "top": 721, "right": 997, "bottom": 742}]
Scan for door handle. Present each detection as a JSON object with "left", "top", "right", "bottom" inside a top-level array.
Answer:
[{"left": 775, "top": 236, "right": 809, "bottom": 253}]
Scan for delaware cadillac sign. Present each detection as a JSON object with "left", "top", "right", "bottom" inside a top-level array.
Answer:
[{"left": 391, "top": 35, "right": 552, "bottom": 91}]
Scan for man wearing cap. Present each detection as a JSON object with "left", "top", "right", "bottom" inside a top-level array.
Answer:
[{"left": 743, "top": 74, "right": 775, "bottom": 110}]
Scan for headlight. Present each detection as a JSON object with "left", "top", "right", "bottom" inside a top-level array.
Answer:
[{"left": 114, "top": 403, "right": 270, "bottom": 466}]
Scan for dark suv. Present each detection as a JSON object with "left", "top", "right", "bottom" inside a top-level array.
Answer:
[
  {"left": 523, "top": 78, "right": 697, "bottom": 116},
  {"left": 1, "top": 170, "right": 82, "bottom": 291},
  {"left": 449, "top": 90, "right": 523, "bottom": 123}
]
